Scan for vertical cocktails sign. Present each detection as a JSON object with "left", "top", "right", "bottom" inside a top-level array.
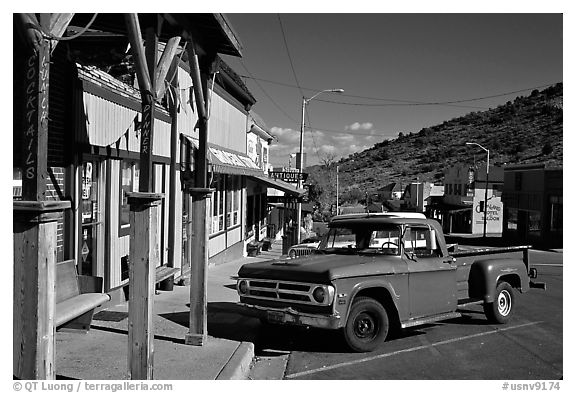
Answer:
[{"left": 22, "top": 44, "right": 50, "bottom": 201}]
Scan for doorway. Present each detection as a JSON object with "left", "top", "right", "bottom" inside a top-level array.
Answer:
[{"left": 79, "top": 159, "right": 104, "bottom": 276}]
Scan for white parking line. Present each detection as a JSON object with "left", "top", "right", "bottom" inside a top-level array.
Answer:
[{"left": 285, "top": 321, "right": 542, "bottom": 379}]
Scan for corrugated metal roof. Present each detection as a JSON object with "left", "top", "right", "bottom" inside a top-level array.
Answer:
[{"left": 77, "top": 63, "right": 141, "bottom": 101}]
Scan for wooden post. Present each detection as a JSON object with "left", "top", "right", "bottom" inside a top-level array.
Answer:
[
  {"left": 184, "top": 188, "right": 212, "bottom": 346},
  {"left": 126, "top": 192, "right": 164, "bottom": 380},
  {"left": 13, "top": 200, "right": 71, "bottom": 380},
  {"left": 13, "top": 13, "right": 73, "bottom": 380},
  {"left": 184, "top": 42, "right": 215, "bottom": 346},
  {"left": 166, "top": 51, "right": 180, "bottom": 273}
]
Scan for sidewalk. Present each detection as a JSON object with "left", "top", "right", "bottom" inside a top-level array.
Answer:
[{"left": 55, "top": 241, "right": 284, "bottom": 380}]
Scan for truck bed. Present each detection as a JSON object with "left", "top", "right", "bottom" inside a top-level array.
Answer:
[{"left": 450, "top": 245, "right": 531, "bottom": 301}]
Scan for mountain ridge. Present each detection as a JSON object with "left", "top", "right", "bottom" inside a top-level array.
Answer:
[{"left": 306, "top": 83, "right": 563, "bottom": 207}]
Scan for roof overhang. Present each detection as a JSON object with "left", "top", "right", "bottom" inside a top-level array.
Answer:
[{"left": 248, "top": 175, "right": 305, "bottom": 196}]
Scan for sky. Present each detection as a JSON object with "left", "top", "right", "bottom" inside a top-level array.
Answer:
[{"left": 220, "top": 12, "right": 563, "bottom": 168}]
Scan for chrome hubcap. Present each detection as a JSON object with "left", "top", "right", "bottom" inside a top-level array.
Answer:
[{"left": 497, "top": 290, "right": 512, "bottom": 316}]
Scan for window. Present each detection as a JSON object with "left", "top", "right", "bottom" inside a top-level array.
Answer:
[
  {"left": 448, "top": 184, "right": 453, "bottom": 195},
  {"left": 13, "top": 167, "right": 22, "bottom": 200},
  {"left": 211, "top": 174, "right": 241, "bottom": 236},
  {"left": 211, "top": 174, "right": 225, "bottom": 234},
  {"left": 403, "top": 226, "right": 442, "bottom": 257},
  {"left": 550, "top": 196, "right": 562, "bottom": 233},
  {"left": 119, "top": 160, "right": 140, "bottom": 236},
  {"left": 324, "top": 227, "right": 356, "bottom": 249},
  {"left": 226, "top": 176, "right": 241, "bottom": 228},
  {"left": 528, "top": 211, "right": 541, "bottom": 237},
  {"left": 506, "top": 208, "right": 518, "bottom": 231}
]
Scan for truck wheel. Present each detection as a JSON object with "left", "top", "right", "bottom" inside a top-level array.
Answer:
[
  {"left": 343, "top": 296, "right": 389, "bottom": 352},
  {"left": 484, "top": 281, "right": 515, "bottom": 324}
]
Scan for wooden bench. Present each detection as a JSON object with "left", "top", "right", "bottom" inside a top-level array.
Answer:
[{"left": 56, "top": 260, "right": 110, "bottom": 331}]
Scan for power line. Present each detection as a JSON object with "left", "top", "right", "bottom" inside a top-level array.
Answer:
[
  {"left": 237, "top": 60, "right": 299, "bottom": 124},
  {"left": 238, "top": 74, "right": 557, "bottom": 109},
  {"left": 238, "top": 74, "right": 486, "bottom": 109},
  {"left": 277, "top": 14, "right": 323, "bottom": 163}
]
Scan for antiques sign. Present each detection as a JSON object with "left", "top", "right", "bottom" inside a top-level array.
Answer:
[{"left": 269, "top": 171, "right": 308, "bottom": 183}]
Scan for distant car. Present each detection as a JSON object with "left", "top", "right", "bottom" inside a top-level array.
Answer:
[{"left": 287, "top": 235, "right": 322, "bottom": 258}]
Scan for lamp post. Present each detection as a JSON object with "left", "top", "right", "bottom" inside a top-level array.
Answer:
[
  {"left": 297, "top": 88, "right": 344, "bottom": 244},
  {"left": 466, "top": 142, "right": 490, "bottom": 238},
  {"left": 336, "top": 165, "right": 339, "bottom": 216}
]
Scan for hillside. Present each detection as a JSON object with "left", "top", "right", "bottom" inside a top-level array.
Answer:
[{"left": 306, "top": 83, "right": 563, "bottom": 209}]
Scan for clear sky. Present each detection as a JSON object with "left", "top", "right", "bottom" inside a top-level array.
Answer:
[{"left": 221, "top": 12, "right": 563, "bottom": 168}]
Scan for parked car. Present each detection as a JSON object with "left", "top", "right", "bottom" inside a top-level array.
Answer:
[
  {"left": 237, "top": 213, "right": 546, "bottom": 352},
  {"left": 287, "top": 235, "right": 322, "bottom": 259}
]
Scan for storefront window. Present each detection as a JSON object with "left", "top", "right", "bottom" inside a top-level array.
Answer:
[
  {"left": 210, "top": 174, "right": 241, "bottom": 235},
  {"left": 550, "top": 196, "right": 562, "bottom": 232},
  {"left": 119, "top": 160, "right": 139, "bottom": 236},
  {"left": 528, "top": 211, "right": 541, "bottom": 237},
  {"left": 506, "top": 208, "right": 518, "bottom": 231},
  {"left": 13, "top": 167, "right": 22, "bottom": 200}
]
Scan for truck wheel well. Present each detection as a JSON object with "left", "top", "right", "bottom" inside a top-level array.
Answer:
[
  {"left": 353, "top": 287, "right": 400, "bottom": 331},
  {"left": 498, "top": 274, "right": 521, "bottom": 289}
]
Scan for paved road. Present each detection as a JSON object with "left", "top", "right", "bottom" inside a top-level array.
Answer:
[{"left": 249, "top": 250, "right": 562, "bottom": 380}]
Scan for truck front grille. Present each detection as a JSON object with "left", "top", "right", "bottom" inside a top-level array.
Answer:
[{"left": 240, "top": 279, "right": 330, "bottom": 305}]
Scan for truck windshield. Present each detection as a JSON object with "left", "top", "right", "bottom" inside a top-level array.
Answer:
[{"left": 320, "top": 224, "right": 401, "bottom": 255}]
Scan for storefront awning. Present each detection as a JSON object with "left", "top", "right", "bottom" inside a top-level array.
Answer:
[
  {"left": 248, "top": 175, "right": 305, "bottom": 196},
  {"left": 183, "top": 135, "right": 263, "bottom": 176}
]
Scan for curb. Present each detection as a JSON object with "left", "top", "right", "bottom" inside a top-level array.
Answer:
[{"left": 216, "top": 342, "right": 255, "bottom": 380}]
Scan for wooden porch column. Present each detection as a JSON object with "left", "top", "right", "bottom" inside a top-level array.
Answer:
[
  {"left": 126, "top": 192, "right": 164, "bottom": 380},
  {"left": 14, "top": 13, "right": 72, "bottom": 380},
  {"left": 184, "top": 187, "right": 213, "bottom": 345},
  {"left": 184, "top": 42, "right": 215, "bottom": 346},
  {"left": 13, "top": 200, "right": 71, "bottom": 380}
]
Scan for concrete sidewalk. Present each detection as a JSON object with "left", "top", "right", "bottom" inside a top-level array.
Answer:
[{"left": 55, "top": 241, "right": 284, "bottom": 380}]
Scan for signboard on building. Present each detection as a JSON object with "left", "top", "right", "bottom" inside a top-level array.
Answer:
[
  {"left": 472, "top": 188, "right": 503, "bottom": 235},
  {"left": 269, "top": 171, "right": 308, "bottom": 183}
]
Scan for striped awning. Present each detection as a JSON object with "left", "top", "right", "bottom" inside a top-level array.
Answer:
[{"left": 183, "top": 135, "right": 263, "bottom": 176}]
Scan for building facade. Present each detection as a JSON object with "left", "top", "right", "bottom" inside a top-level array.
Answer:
[
  {"left": 428, "top": 164, "right": 504, "bottom": 235},
  {"left": 13, "top": 35, "right": 297, "bottom": 305},
  {"left": 502, "top": 164, "right": 562, "bottom": 248}
]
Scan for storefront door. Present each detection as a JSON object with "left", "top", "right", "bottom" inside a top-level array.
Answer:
[{"left": 80, "top": 160, "right": 104, "bottom": 276}]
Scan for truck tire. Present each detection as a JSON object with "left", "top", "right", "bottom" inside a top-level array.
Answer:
[
  {"left": 484, "top": 281, "right": 515, "bottom": 324},
  {"left": 343, "top": 296, "right": 389, "bottom": 352}
]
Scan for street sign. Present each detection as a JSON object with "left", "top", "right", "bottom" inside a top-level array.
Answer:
[{"left": 269, "top": 171, "right": 308, "bottom": 183}]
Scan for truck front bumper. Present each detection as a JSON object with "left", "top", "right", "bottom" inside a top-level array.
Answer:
[{"left": 237, "top": 303, "right": 342, "bottom": 330}]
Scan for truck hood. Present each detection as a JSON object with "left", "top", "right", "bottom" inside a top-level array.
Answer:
[{"left": 237, "top": 253, "right": 406, "bottom": 283}]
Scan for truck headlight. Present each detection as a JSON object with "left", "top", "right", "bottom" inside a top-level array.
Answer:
[
  {"left": 312, "top": 287, "right": 326, "bottom": 303},
  {"left": 312, "top": 285, "right": 335, "bottom": 304},
  {"left": 237, "top": 280, "right": 248, "bottom": 295}
]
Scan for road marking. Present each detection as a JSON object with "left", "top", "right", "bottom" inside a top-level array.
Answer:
[{"left": 284, "top": 321, "right": 542, "bottom": 379}]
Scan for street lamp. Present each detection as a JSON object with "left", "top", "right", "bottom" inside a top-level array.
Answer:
[
  {"left": 297, "top": 88, "right": 344, "bottom": 244},
  {"left": 336, "top": 165, "right": 339, "bottom": 216},
  {"left": 466, "top": 142, "right": 490, "bottom": 238}
]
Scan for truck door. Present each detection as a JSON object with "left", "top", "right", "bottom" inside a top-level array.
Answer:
[{"left": 403, "top": 225, "right": 457, "bottom": 319}]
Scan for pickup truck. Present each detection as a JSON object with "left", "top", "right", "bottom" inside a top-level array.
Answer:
[{"left": 236, "top": 213, "right": 546, "bottom": 352}]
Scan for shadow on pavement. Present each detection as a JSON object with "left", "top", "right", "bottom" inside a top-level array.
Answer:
[{"left": 158, "top": 301, "right": 261, "bottom": 343}]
